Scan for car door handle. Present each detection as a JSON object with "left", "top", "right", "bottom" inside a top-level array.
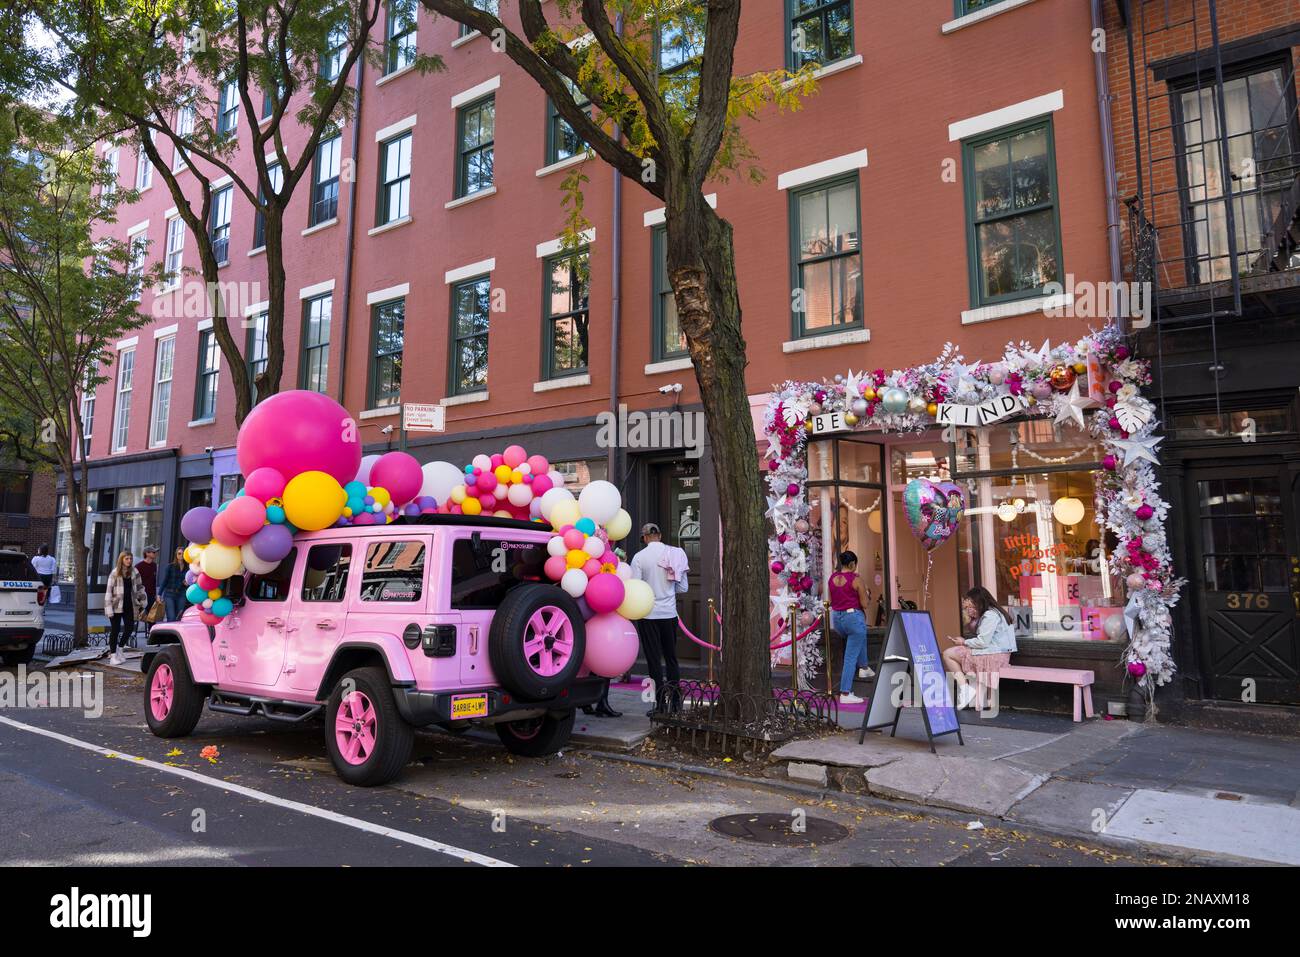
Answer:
[
  {"left": 266, "top": 617, "right": 284, "bottom": 627},
  {"left": 316, "top": 619, "right": 336, "bottom": 630}
]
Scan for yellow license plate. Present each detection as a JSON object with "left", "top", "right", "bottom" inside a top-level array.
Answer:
[{"left": 450, "top": 694, "right": 489, "bottom": 719}]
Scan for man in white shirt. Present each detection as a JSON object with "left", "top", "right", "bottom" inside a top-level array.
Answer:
[{"left": 629, "top": 523, "right": 688, "bottom": 712}]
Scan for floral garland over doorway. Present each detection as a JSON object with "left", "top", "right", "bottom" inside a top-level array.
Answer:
[{"left": 762, "top": 325, "right": 1183, "bottom": 693}]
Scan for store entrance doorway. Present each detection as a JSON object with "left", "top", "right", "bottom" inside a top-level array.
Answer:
[
  {"left": 1188, "top": 460, "right": 1299, "bottom": 705},
  {"left": 646, "top": 458, "right": 703, "bottom": 662}
]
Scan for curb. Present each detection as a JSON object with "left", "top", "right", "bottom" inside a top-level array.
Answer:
[{"left": 579, "top": 747, "right": 1251, "bottom": 866}]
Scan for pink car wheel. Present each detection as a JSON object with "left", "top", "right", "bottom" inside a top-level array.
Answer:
[
  {"left": 150, "top": 663, "right": 174, "bottom": 721},
  {"left": 334, "top": 691, "right": 377, "bottom": 766},
  {"left": 522, "top": 606, "right": 575, "bottom": 678},
  {"left": 143, "top": 645, "right": 205, "bottom": 738}
]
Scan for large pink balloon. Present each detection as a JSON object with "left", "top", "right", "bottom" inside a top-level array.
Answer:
[
  {"left": 369, "top": 451, "right": 423, "bottom": 505},
  {"left": 224, "top": 495, "right": 267, "bottom": 536},
  {"left": 237, "top": 390, "right": 361, "bottom": 486},
  {"left": 583, "top": 613, "right": 640, "bottom": 678},
  {"left": 585, "top": 572, "right": 626, "bottom": 615}
]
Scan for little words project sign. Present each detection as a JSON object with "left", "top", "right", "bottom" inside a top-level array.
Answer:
[{"left": 935, "top": 392, "right": 1029, "bottom": 428}]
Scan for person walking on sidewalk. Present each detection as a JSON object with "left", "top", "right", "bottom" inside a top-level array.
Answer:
[
  {"left": 31, "top": 545, "right": 56, "bottom": 589},
  {"left": 104, "top": 551, "right": 147, "bottom": 665},
  {"left": 137, "top": 546, "right": 158, "bottom": 628},
  {"left": 942, "top": 586, "right": 1017, "bottom": 709},
  {"left": 158, "top": 547, "right": 189, "bottom": 622},
  {"left": 630, "top": 523, "right": 688, "bottom": 713},
  {"left": 828, "top": 551, "right": 875, "bottom": 705}
]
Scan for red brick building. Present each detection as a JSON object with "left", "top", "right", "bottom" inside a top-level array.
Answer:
[{"left": 72, "top": 0, "right": 1133, "bottom": 708}]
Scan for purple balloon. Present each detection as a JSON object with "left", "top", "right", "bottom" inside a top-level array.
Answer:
[
  {"left": 180, "top": 506, "right": 216, "bottom": 544},
  {"left": 184, "top": 571, "right": 197, "bottom": 585},
  {"left": 403, "top": 503, "right": 421, "bottom": 517},
  {"left": 415, "top": 495, "right": 437, "bottom": 510},
  {"left": 250, "top": 523, "right": 294, "bottom": 563},
  {"left": 574, "top": 596, "right": 596, "bottom": 622}
]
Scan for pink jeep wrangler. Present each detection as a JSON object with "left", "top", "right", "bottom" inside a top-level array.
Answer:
[{"left": 141, "top": 515, "right": 602, "bottom": 786}]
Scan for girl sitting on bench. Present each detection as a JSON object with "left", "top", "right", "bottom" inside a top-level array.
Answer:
[{"left": 942, "top": 587, "right": 1017, "bottom": 709}]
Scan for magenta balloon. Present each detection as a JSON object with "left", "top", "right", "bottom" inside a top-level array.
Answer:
[
  {"left": 369, "top": 452, "right": 423, "bottom": 505},
  {"left": 237, "top": 390, "right": 361, "bottom": 485},
  {"left": 530, "top": 474, "right": 553, "bottom": 496},
  {"left": 244, "top": 467, "right": 287, "bottom": 503},
  {"left": 224, "top": 495, "right": 267, "bottom": 536},
  {"left": 583, "top": 612, "right": 640, "bottom": 678},
  {"left": 180, "top": 506, "right": 216, "bottom": 544},
  {"left": 585, "top": 572, "right": 626, "bottom": 615},
  {"left": 250, "top": 523, "right": 293, "bottom": 563}
]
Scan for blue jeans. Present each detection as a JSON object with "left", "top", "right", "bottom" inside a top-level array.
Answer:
[
  {"left": 832, "top": 609, "right": 870, "bottom": 694},
  {"left": 163, "top": 594, "right": 187, "bottom": 622}
]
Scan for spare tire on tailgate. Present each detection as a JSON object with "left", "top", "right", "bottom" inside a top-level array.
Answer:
[{"left": 488, "top": 584, "right": 586, "bottom": 701}]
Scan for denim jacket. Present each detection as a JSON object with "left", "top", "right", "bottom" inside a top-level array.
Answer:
[{"left": 965, "top": 609, "right": 1017, "bottom": 655}]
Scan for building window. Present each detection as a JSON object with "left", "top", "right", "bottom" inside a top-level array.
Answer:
[
  {"left": 112, "top": 347, "right": 134, "bottom": 453},
  {"left": 788, "top": 0, "right": 853, "bottom": 70},
  {"left": 173, "top": 104, "right": 194, "bottom": 171},
  {"left": 449, "top": 275, "right": 490, "bottom": 395},
  {"left": 459, "top": 0, "right": 497, "bottom": 37},
  {"left": 652, "top": 226, "right": 687, "bottom": 360},
  {"left": 79, "top": 370, "right": 95, "bottom": 452},
  {"left": 377, "top": 132, "right": 412, "bottom": 225},
  {"left": 955, "top": 0, "right": 1006, "bottom": 15},
  {"left": 311, "top": 134, "right": 342, "bottom": 225},
  {"left": 654, "top": 9, "right": 704, "bottom": 112},
  {"left": 134, "top": 135, "right": 153, "bottom": 190},
  {"left": 163, "top": 215, "right": 184, "bottom": 287},
  {"left": 546, "top": 79, "right": 590, "bottom": 166},
  {"left": 543, "top": 250, "right": 589, "bottom": 379},
  {"left": 210, "top": 185, "right": 232, "bottom": 265},
  {"left": 322, "top": 25, "right": 347, "bottom": 81},
  {"left": 103, "top": 147, "right": 119, "bottom": 196},
  {"left": 385, "top": 0, "right": 417, "bottom": 74},
  {"left": 790, "top": 174, "right": 863, "bottom": 337},
  {"left": 246, "top": 311, "right": 268, "bottom": 404},
  {"left": 194, "top": 329, "right": 220, "bottom": 421},
  {"left": 253, "top": 162, "right": 282, "bottom": 250},
  {"left": 1174, "top": 60, "right": 1300, "bottom": 283},
  {"left": 300, "top": 294, "right": 332, "bottom": 392},
  {"left": 0, "top": 471, "right": 31, "bottom": 514},
  {"left": 217, "top": 79, "right": 239, "bottom": 135},
  {"left": 149, "top": 335, "right": 174, "bottom": 448},
  {"left": 369, "top": 298, "right": 404, "bottom": 408},
  {"left": 127, "top": 234, "right": 147, "bottom": 301},
  {"left": 456, "top": 96, "right": 494, "bottom": 198},
  {"left": 963, "top": 118, "right": 1061, "bottom": 306}
]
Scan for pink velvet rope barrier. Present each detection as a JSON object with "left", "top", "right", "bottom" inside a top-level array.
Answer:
[{"left": 676, "top": 613, "right": 821, "bottom": 652}]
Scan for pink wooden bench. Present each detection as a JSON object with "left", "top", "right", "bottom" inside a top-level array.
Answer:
[{"left": 975, "top": 665, "right": 1096, "bottom": 722}]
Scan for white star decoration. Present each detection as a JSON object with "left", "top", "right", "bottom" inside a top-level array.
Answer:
[
  {"left": 1054, "top": 380, "right": 1095, "bottom": 431},
  {"left": 1113, "top": 434, "right": 1163, "bottom": 467}
]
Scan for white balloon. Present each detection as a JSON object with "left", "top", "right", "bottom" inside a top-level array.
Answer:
[
  {"left": 547, "top": 536, "right": 568, "bottom": 558},
  {"left": 529, "top": 498, "right": 543, "bottom": 519},
  {"left": 420, "top": 460, "right": 465, "bottom": 503},
  {"left": 472, "top": 454, "right": 492, "bottom": 473},
  {"left": 578, "top": 480, "right": 622, "bottom": 525},
  {"left": 560, "top": 568, "right": 589, "bottom": 598},
  {"left": 583, "top": 536, "right": 606, "bottom": 558},
  {"left": 240, "top": 545, "right": 278, "bottom": 576},
  {"left": 539, "top": 487, "right": 575, "bottom": 521},
  {"left": 506, "top": 483, "right": 533, "bottom": 507},
  {"left": 605, "top": 508, "right": 633, "bottom": 542},
  {"left": 355, "top": 453, "right": 381, "bottom": 486},
  {"left": 615, "top": 562, "right": 632, "bottom": 581},
  {"left": 548, "top": 469, "right": 566, "bottom": 488}
]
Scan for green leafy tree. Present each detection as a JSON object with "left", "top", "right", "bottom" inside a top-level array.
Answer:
[
  {"left": 0, "top": 104, "right": 151, "bottom": 645},
  {"left": 420, "top": 0, "right": 817, "bottom": 699},
  {"left": 31, "top": 0, "right": 440, "bottom": 423}
]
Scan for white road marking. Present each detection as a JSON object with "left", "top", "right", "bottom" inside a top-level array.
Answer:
[{"left": 0, "top": 713, "right": 514, "bottom": 867}]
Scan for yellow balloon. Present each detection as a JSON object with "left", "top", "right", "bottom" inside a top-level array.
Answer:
[
  {"left": 549, "top": 499, "right": 582, "bottom": 530},
  {"left": 604, "top": 508, "right": 632, "bottom": 542},
  {"left": 282, "top": 470, "right": 347, "bottom": 531},
  {"left": 207, "top": 588, "right": 222, "bottom": 600},
  {"left": 450, "top": 484, "right": 467, "bottom": 504},
  {"left": 370, "top": 486, "right": 391, "bottom": 507},
  {"left": 566, "top": 548, "right": 587, "bottom": 569},
  {"left": 462, "top": 497, "right": 482, "bottom": 516},
  {"left": 494, "top": 465, "right": 513, "bottom": 484},
  {"left": 183, "top": 545, "right": 197, "bottom": 563},
  {"left": 200, "top": 542, "right": 243, "bottom": 580},
  {"left": 617, "top": 579, "right": 655, "bottom": 621},
  {"left": 510, "top": 469, "right": 524, "bottom": 485}
]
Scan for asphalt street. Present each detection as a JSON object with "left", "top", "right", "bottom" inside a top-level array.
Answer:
[{"left": 0, "top": 663, "right": 1180, "bottom": 867}]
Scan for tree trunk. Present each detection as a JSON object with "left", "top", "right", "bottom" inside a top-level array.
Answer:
[
  {"left": 261, "top": 205, "right": 288, "bottom": 404},
  {"left": 666, "top": 194, "right": 770, "bottom": 703},
  {"left": 66, "top": 461, "right": 89, "bottom": 648}
]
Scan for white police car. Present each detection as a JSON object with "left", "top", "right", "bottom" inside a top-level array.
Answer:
[{"left": 0, "top": 550, "right": 45, "bottom": 665}]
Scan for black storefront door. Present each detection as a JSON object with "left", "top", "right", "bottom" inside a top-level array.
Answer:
[
  {"left": 648, "top": 459, "right": 702, "bottom": 661},
  {"left": 1190, "top": 461, "right": 1300, "bottom": 704}
]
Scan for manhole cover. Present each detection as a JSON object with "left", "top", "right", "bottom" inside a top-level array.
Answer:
[{"left": 709, "top": 813, "right": 849, "bottom": 847}]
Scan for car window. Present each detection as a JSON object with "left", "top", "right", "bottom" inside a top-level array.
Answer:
[
  {"left": 302, "top": 543, "right": 352, "bottom": 602},
  {"left": 450, "top": 536, "right": 548, "bottom": 610},
  {"left": 360, "top": 541, "right": 425, "bottom": 602},
  {"left": 0, "top": 554, "right": 37, "bottom": 580},
  {"left": 247, "top": 548, "right": 297, "bottom": 601}
]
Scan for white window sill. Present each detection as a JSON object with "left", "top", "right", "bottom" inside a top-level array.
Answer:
[
  {"left": 533, "top": 373, "right": 590, "bottom": 393},
  {"left": 442, "top": 391, "right": 489, "bottom": 406},
  {"left": 376, "top": 63, "right": 417, "bottom": 87},
  {"left": 644, "top": 356, "right": 692, "bottom": 375},
  {"left": 445, "top": 186, "right": 496, "bottom": 210},
  {"left": 248, "top": 246, "right": 265, "bottom": 258},
  {"left": 359, "top": 407, "right": 400, "bottom": 420},
  {"left": 368, "top": 216, "right": 412, "bottom": 237},
  {"left": 782, "top": 327, "right": 871, "bottom": 353},
  {"left": 536, "top": 152, "right": 590, "bottom": 178},
  {"left": 960, "top": 291, "right": 1073, "bottom": 325},
  {"left": 187, "top": 418, "right": 216, "bottom": 428},
  {"left": 942, "top": 0, "right": 1040, "bottom": 34},
  {"left": 781, "top": 53, "right": 863, "bottom": 90},
  {"left": 451, "top": 30, "right": 481, "bottom": 48},
  {"left": 301, "top": 218, "right": 338, "bottom": 237}
]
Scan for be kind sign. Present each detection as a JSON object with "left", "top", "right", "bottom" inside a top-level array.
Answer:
[{"left": 935, "top": 392, "right": 1030, "bottom": 428}]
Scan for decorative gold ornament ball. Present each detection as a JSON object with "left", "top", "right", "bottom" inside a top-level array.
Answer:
[
  {"left": 1049, "top": 364, "right": 1077, "bottom": 391},
  {"left": 1072, "top": 361, "right": 1087, "bottom": 375},
  {"left": 844, "top": 412, "right": 859, "bottom": 426},
  {"left": 926, "top": 402, "right": 938, "bottom": 417},
  {"left": 804, "top": 420, "right": 814, "bottom": 431},
  {"left": 862, "top": 386, "right": 877, "bottom": 401}
]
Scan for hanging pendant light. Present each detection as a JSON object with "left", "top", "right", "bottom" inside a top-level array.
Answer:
[{"left": 1052, "top": 475, "right": 1085, "bottom": 526}]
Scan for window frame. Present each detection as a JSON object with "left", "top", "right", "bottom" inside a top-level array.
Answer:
[
  {"left": 300, "top": 293, "right": 332, "bottom": 392},
  {"left": 961, "top": 116, "right": 1063, "bottom": 308},
  {"left": 209, "top": 184, "right": 233, "bottom": 266},
  {"left": 149, "top": 335, "right": 174, "bottom": 448},
  {"left": 455, "top": 94, "right": 495, "bottom": 199},
  {"left": 545, "top": 79, "right": 591, "bottom": 167},
  {"left": 127, "top": 233, "right": 148, "bottom": 301},
  {"left": 194, "top": 328, "right": 220, "bottom": 421},
  {"left": 111, "top": 347, "right": 134, "bottom": 453},
  {"left": 172, "top": 104, "right": 194, "bottom": 172},
  {"left": 787, "top": 171, "right": 865, "bottom": 340},
  {"left": 310, "top": 134, "right": 342, "bottom": 226},
  {"left": 134, "top": 134, "right": 153, "bottom": 190},
  {"left": 448, "top": 273, "right": 491, "bottom": 396},
  {"left": 785, "top": 0, "right": 855, "bottom": 72},
  {"left": 458, "top": 0, "right": 498, "bottom": 38},
  {"left": 541, "top": 248, "right": 591, "bottom": 380},
  {"left": 376, "top": 131, "right": 412, "bottom": 226},
  {"left": 103, "top": 147, "right": 119, "bottom": 196},
  {"left": 217, "top": 79, "right": 239, "bottom": 135},
  {"left": 651, "top": 225, "right": 688, "bottom": 361},
  {"left": 245, "top": 311, "right": 269, "bottom": 404},
  {"left": 368, "top": 297, "right": 405, "bottom": 409},
  {"left": 385, "top": 0, "right": 417, "bottom": 74},
  {"left": 253, "top": 162, "right": 282, "bottom": 250},
  {"left": 0, "top": 471, "right": 32, "bottom": 514}
]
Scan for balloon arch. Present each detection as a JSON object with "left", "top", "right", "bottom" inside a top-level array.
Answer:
[{"left": 762, "top": 326, "right": 1183, "bottom": 695}]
